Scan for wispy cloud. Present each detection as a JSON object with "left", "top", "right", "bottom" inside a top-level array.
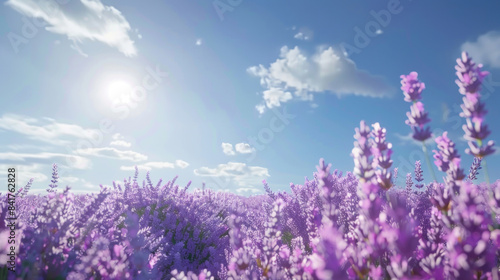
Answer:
[
  {"left": 196, "top": 38, "right": 202, "bottom": 46},
  {"left": 0, "top": 114, "right": 100, "bottom": 145},
  {"left": 75, "top": 147, "right": 147, "bottom": 162},
  {"left": 461, "top": 30, "right": 500, "bottom": 68},
  {"left": 248, "top": 46, "right": 394, "bottom": 113},
  {"left": 293, "top": 27, "right": 313, "bottom": 41},
  {"left": 5, "top": 0, "right": 137, "bottom": 56},
  {"left": 120, "top": 159, "right": 189, "bottom": 171},
  {"left": 110, "top": 140, "right": 132, "bottom": 148},
  {"left": 0, "top": 152, "right": 91, "bottom": 169},
  {"left": 175, "top": 160, "right": 189, "bottom": 169},
  {"left": 194, "top": 162, "right": 269, "bottom": 192},
  {"left": 0, "top": 163, "right": 48, "bottom": 184}
]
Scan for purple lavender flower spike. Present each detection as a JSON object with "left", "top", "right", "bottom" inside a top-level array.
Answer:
[
  {"left": 455, "top": 52, "right": 496, "bottom": 159},
  {"left": 467, "top": 157, "right": 482, "bottom": 182},
  {"left": 455, "top": 51, "right": 489, "bottom": 95},
  {"left": 405, "top": 102, "right": 431, "bottom": 128},
  {"left": 400, "top": 71, "right": 426, "bottom": 102},
  {"left": 352, "top": 120, "right": 374, "bottom": 182},
  {"left": 371, "top": 123, "right": 393, "bottom": 190},
  {"left": 414, "top": 160, "right": 424, "bottom": 188},
  {"left": 47, "top": 163, "right": 59, "bottom": 193},
  {"left": 433, "top": 132, "right": 465, "bottom": 192}
]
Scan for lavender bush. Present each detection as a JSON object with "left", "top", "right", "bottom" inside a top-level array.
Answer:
[{"left": 1, "top": 52, "right": 499, "bottom": 279}]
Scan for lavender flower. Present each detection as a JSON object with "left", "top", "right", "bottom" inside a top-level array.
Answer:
[
  {"left": 370, "top": 122, "right": 393, "bottom": 190},
  {"left": 401, "top": 72, "right": 432, "bottom": 142},
  {"left": 352, "top": 120, "right": 375, "bottom": 182},
  {"left": 433, "top": 132, "right": 465, "bottom": 192},
  {"left": 455, "top": 51, "right": 489, "bottom": 95},
  {"left": 47, "top": 163, "right": 59, "bottom": 193},
  {"left": 414, "top": 160, "right": 425, "bottom": 189},
  {"left": 467, "top": 157, "right": 482, "bottom": 182},
  {"left": 455, "top": 52, "right": 496, "bottom": 159},
  {"left": 400, "top": 71, "right": 426, "bottom": 102}
]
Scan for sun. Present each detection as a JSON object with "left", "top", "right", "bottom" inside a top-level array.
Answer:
[{"left": 107, "top": 80, "right": 133, "bottom": 105}]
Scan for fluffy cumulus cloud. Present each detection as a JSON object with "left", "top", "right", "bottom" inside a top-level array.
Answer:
[
  {"left": 222, "top": 143, "right": 235, "bottom": 156},
  {"left": 248, "top": 46, "right": 395, "bottom": 113},
  {"left": 6, "top": 0, "right": 137, "bottom": 56},
  {"left": 194, "top": 162, "right": 269, "bottom": 193},
  {"left": 461, "top": 31, "right": 500, "bottom": 68},
  {"left": 235, "top": 143, "right": 255, "bottom": 154},
  {"left": 222, "top": 142, "right": 255, "bottom": 155}
]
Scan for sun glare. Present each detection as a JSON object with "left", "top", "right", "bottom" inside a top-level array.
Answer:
[{"left": 107, "top": 80, "right": 133, "bottom": 105}]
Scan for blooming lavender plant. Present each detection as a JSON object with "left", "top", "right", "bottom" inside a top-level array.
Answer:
[
  {"left": 456, "top": 51, "right": 495, "bottom": 184},
  {"left": 401, "top": 72, "right": 437, "bottom": 182},
  {"left": 1, "top": 53, "right": 499, "bottom": 279}
]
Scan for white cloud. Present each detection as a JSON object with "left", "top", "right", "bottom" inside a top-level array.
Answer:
[
  {"left": 248, "top": 46, "right": 394, "bottom": 113},
  {"left": 0, "top": 114, "right": 101, "bottom": 145},
  {"left": 175, "top": 160, "right": 189, "bottom": 169},
  {"left": 262, "top": 88, "right": 293, "bottom": 108},
  {"left": 112, "top": 133, "right": 124, "bottom": 140},
  {"left": 293, "top": 27, "right": 313, "bottom": 41},
  {"left": 6, "top": 0, "right": 137, "bottom": 56},
  {"left": 235, "top": 143, "right": 255, "bottom": 154},
  {"left": 222, "top": 142, "right": 255, "bottom": 155},
  {"left": 256, "top": 104, "right": 266, "bottom": 114},
  {"left": 110, "top": 140, "right": 132, "bottom": 148},
  {"left": 375, "top": 29, "right": 383, "bottom": 35},
  {"left": 75, "top": 147, "right": 147, "bottom": 162},
  {"left": 194, "top": 162, "right": 270, "bottom": 191},
  {"left": 0, "top": 152, "right": 91, "bottom": 169},
  {"left": 120, "top": 161, "right": 176, "bottom": 171},
  {"left": 196, "top": 38, "right": 202, "bottom": 46},
  {"left": 461, "top": 31, "right": 500, "bottom": 68},
  {"left": 222, "top": 143, "right": 235, "bottom": 156}
]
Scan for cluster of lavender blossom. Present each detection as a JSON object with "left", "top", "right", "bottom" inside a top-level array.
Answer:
[{"left": 1, "top": 52, "right": 499, "bottom": 279}]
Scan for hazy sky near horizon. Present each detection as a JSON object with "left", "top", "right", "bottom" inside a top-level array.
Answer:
[{"left": 1, "top": 0, "right": 499, "bottom": 195}]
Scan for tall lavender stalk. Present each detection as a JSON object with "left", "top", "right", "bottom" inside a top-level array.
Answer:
[
  {"left": 455, "top": 51, "right": 495, "bottom": 185},
  {"left": 401, "top": 72, "right": 437, "bottom": 182}
]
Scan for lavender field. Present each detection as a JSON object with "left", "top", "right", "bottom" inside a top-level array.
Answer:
[{"left": 1, "top": 52, "right": 499, "bottom": 279}]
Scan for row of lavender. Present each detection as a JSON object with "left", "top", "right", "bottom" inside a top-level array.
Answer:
[{"left": 0, "top": 52, "right": 498, "bottom": 279}]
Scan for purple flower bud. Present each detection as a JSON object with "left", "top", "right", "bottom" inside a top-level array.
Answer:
[
  {"left": 405, "top": 102, "right": 431, "bottom": 128},
  {"left": 400, "top": 72, "right": 426, "bottom": 102},
  {"left": 455, "top": 52, "right": 489, "bottom": 95}
]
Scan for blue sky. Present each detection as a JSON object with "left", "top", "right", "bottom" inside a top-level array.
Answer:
[{"left": 1, "top": 0, "right": 499, "bottom": 195}]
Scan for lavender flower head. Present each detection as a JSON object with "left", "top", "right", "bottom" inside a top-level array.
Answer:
[
  {"left": 433, "top": 132, "right": 465, "bottom": 191},
  {"left": 352, "top": 120, "right": 374, "bottom": 182},
  {"left": 400, "top": 71, "right": 426, "bottom": 102},
  {"left": 352, "top": 121, "right": 393, "bottom": 190},
  {"left": 414, "top": 160, "right": 424, "bottom": 189},
  {"left": 370, "top": 122, "right": 393, "bottom": 190},
  {"left": 456, "top": 51, "right": 495, "bottom": 158},
  {"left": 401, "top": 72, "right": 432, "bottom": 142},
  {"left": 455, "top": 51, "right": 489, "bottom": 95}
]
